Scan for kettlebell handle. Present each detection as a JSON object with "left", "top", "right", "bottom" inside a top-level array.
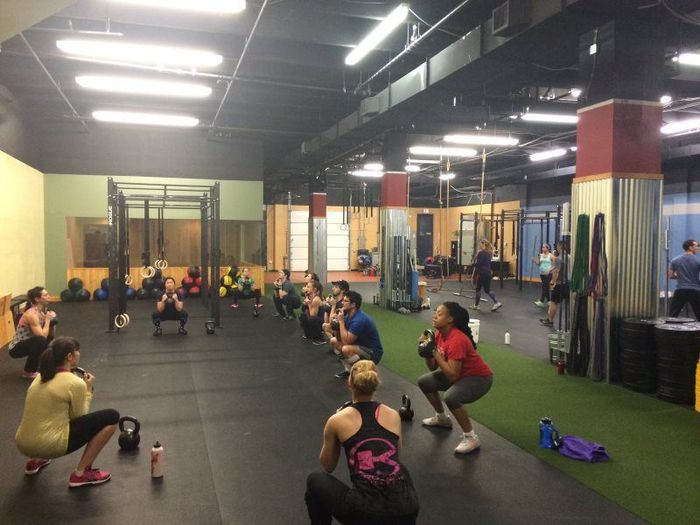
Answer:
[
  {"left": 119, "top": 415, "right": 140, "bottom": 434},
  {"left": 401, "top": 394, "right": 411, "bottom": 409}
]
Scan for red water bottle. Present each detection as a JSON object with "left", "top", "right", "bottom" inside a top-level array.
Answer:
[{"left": 151, "top": 441, "right": 165, "bottom": 478}]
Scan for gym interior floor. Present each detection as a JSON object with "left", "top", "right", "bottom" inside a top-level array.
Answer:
[{"left": 0, "top": 281, "right": 645, "bottom": 524}]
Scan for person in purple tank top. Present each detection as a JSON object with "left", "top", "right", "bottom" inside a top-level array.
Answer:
[{"left": 305, "top": 361, "right": 419, "bottom": 524}]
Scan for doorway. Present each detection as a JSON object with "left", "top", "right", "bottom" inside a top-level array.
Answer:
[{"left": 417, "top": 214, "right": 433, "bottom": 263}]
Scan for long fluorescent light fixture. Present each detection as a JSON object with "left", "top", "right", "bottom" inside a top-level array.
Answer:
[
  {"left": 350, "top": 170, "right": 384, "bottom": 178},
  {"left": 364, "top": 162, "right": 384, "bottom": 171},
  {"left": 439, "top": 173, "right": 456, "bottom": 180},
  {"left": 405, "top": 164, "right": 421, "bottom": 172},
  {"left": 409, "top": 146, "right": 478, "bottom": 157},
  {"left": 660, "top": 118, "right": 700, "bottom": 136},
  {"left": 76, "top": 75, "right": 212, "bottom": 98},
  {"left": 345, "top": 3, "right": 408, "bottom": 66},
  {"left": 529, "top": 148, "right": 567, "bottom": 162},
  {"left": 676, "top": 53, "right": 700, "bottom": 66},
  {"left": 444, "top": 134, "right": 519, "bottom": 146},
  {"left": 92, "top": 110, "right": 199, "bottom": 127},
  {"left": 111, "top": 0, "right": 246, "bottom": 14},
  {"left": 57, "top": 39, "right": 223, "bottom": 69},
  {"left": 406, "top": 158, "right": 441, "bottom": 165},
  {"left": 521, "top": 113, "right": 578, "bottom": 124}
]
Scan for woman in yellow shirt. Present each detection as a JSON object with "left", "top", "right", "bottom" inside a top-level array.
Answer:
[{"left": 15, "top": 337, "right": 120, "bottom": 488}]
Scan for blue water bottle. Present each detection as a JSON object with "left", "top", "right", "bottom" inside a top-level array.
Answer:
[{"left": 539, "top": 417, "right": 560, "bottom": 449}]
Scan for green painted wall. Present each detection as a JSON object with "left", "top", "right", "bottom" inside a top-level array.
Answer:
[
  {"left": 44, "top": 174, "right": 263, "bottom": 292},
  {"left": 0, "top": 150, "right": 45, "bottom": 296}
]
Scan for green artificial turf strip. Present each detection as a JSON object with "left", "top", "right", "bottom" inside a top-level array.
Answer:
[{"left": 362, "top": 304, "right": 700, "bottom": 525}]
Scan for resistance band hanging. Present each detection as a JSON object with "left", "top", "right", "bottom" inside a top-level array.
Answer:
[
  {"left": 140, "top": 199, "right": 155, "bottom": 278},
  {"left": 124, "top": 204, "right": 133, "bottom": 286},
  {"left": 154, "top": 207, "right": 168, "bottom": 270}
]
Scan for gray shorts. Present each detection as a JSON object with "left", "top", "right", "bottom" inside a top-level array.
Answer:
[
  {"left": 417, "top": 370, "right": 493, "bottom": 410},
  {"left": 356, "top": 346, "right": 382, "bottom": 364}
]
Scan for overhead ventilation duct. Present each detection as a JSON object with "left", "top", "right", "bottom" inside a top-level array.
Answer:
[{"left": 492, "top": 0, "right": 531, "bottom": 37}]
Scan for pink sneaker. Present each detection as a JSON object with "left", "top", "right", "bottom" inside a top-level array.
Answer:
[
  {"left": 69, "top": 468, "right": 111, "bottom": 488},
  {"left": 21, "top": 371, "right": 39, "bottom": 379},
  {"left": 25, "top": 458, "right": 51, "bottom": 475},
  {"left": 230, "top": 304, "right": 239, "bottom": 309}
]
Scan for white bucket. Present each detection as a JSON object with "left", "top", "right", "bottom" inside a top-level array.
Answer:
[{"left": 468, "top": 319, "right": 480, "bottom": 344}]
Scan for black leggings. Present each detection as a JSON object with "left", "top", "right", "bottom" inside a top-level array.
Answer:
[
  {"left": 669, "top": 289, "right": 700, "bottom": 319},
  {"left": 66, "top": 409, "right": 120, "bottom": 454},
  {"left": 152, "top": 310, "right": 188, "bottom": 326},
  {"left": 540, "top": 273, "right": 552, "bottom": 302},
  {"left": 305, "top": 472, "right": 417, "bottom": 525},
  {"left": 232, "top": 288, "right": 261, "bottom": 305},
  {"left": 273, "top": 294, "right": 301, "bottom": 317},
  {"left": 300, "top": 313, "right": 324, "bottom": 340},
  {"left": 9, "top": 335, "right": 52, "bottom": 373}
]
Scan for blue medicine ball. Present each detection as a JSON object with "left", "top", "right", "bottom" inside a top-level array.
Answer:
[{"left": 94, "top": 288, "right": 109, "bottom": 301}]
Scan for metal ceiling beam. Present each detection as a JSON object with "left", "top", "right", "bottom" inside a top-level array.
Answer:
[{"left": 0, "top": 0, "right": 77, "bottom": 42}]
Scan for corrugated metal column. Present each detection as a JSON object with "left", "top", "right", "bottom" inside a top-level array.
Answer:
[
  {"left": 572, "top": 15, "right": 665, "bottom": 382},
  {"left": 378, "top": 172, "right": 409, "bottom": 308},
  {"left": 308, "top": 172, "right": 327, "bottom": 285}
]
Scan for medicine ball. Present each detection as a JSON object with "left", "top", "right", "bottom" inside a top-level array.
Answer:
[
  {"left": 68, "top": 277, "right": 84, "bottom": 292},
  {"left": 94, "top": 288, "right": 109, "bottom": 301},
  {"left": 152, "top": 277, "right": 165, "bottom": 290},
  {"left": 221, "top": 275, "right": 233, "bottom": 287},
  {"left": 60, "top": 289, "right": 76, "bottom": 302},
  {"left": 150, "top": 288, "right": 162, "bottom": 299},
  {"left": 153, "top": 268, "right": 163, "bottom": 280},
  {"left": 101, "top": 278, "right": 110, "bottom": 291},
  {"left": 187, "top": 265, "right": 201, "bottom": 279},
  {"left": 142, "top": 278, "right": 155, "bottom": 291},
  {"left": 195, "top": 277, "right": 203, "bottom": 287},
  {"left": 227, "top": 266, "right": 239, "bottom": 278},
  {"left": 182, "top": 276, "right": 194, "bottom": 288},
  {"left": 136, "top": 288, "right": 148, "bottom": 300},
  {"left": 188, "top": 286, "right": 201, "bottom": 297},
  {"left": 126, "top": 287, "right": 137, "bottom": 300},
  {"left": 176, "top": 287, "right": 187, "bottom": 300},
  {"left": 75, "top": 288, "right": 91, "bottom": 302},
  {"left": 219, "top": 286, "right": 228, "bottom": 297}
]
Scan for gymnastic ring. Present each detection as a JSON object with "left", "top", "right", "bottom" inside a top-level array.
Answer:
[
  {"left": 140, "top": 266, "right": 155, "bottom": 278},
  {"left": 124, "top": 274, "right": 133, "bottom": 286},
  {"left": 122, "top": 313, "right": 130, "bottom": 325},
  {"left": 114, "top": 314, "right": 127, "bottom": 329},
  {"left": 154, "top": 259, "right": 163, "bottom": 270},
  {"left": 159, "top": 259, "right": 168, "bottom": 269},
  {"left": 340, "top": 224, "right": 348, "bottom": 231}
]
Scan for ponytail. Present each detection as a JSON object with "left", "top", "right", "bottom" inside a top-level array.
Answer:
[
  {"left": 442, "top": 302, "right": 477, "bottom": 349},
  {"left": 39, "top": 337, "right": 80, "bottom": 382}
]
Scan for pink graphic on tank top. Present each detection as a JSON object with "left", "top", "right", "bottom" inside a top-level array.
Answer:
[{"left": 348, "top": 438, "right": 400, "bottom": 482}]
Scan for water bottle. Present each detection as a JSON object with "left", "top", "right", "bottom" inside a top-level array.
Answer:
[
  {"left": 151, "top": 441, "right": 165, "bottom": 478},
  {"left": 539, "top": 417, "right": 560, "bottom": 449},
  {"left": 504, "top": 331, "right": 511, "bottom": 345}
]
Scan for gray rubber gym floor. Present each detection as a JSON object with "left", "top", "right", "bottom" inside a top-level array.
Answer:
[{"left": 0, "top": 287, "right": 645, "bottom": 524}]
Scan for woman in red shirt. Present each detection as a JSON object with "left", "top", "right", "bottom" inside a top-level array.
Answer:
[{"left": 418, "top": 301, "right": 493, "bottom": 454}]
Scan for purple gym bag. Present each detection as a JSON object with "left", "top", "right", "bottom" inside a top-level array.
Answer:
[{"left": 557, "top": 435, "right": 610, "bottom": 463}]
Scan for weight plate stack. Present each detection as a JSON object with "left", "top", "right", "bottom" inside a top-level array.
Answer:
[
  {"left": 619, "top": 318, "right": 659, "bottom": 393},
  {"left": 654, "top": 322, "right": 700, "bottom": 405}
]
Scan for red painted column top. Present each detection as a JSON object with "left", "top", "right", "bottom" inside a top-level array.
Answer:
[
  {"left": 381, "top": 171, "right": 408, "bottom": 207},
  {"left": 576, "top": 99, "right": 662, "bottom": 179},
  {"left": 309, "top": 192, "right": 327, "bottom": 218}
]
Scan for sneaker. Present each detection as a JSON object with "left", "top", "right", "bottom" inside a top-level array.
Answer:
[
  {"left": 178, "top": 326, "right": 188, "bottom": 335},
  {"left": 25, "top": 458, "right": 51, "bottom": 475},
  {"left": 272, "top": 312, "right": 280, "bottom": 317},
  {"left": 312, "top": 339, "right": 327, "bottom": 346},
  {"left": 153, "top": 326, "right": 162, "bottom": 337},
  {"left": 421, "top": 414, "right": 452, "bottom": 429},
  {"left": 230, "top": 304, "right": 239, "bottom": 309},
  {"left": 469, "top": 305, "right": 480, "bottom": 311},
  {"left": 491, "top": 302, "right": 503, "bottom": 312},
  {"left": 21, "top": 370, "right": 39, "bottom": 379},
  {"left": 255, "top": 303, "right": 263, "bottom": 308},
  {"left": 69, "top": 468, "right": 111, "bottom": 488},
  {"left": 534, "top": 300, "right": 545, "bottom": 308},
  {"left": 455, "top": 433, "right": 481, "bottom": 454},
  {"left": 334, "top": 371, "right": 350, "bottom": 379},
  {"left": 539, "top": 318, "right": 553, "bottom": 326}
]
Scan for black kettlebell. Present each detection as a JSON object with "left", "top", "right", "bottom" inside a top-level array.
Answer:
[
  {"left": 205, "top": 319, "right": 216, "bottom": 335},
  {"left": 399, "top": 394, "right": 414, "bottom": 422},
  {"left": 253, "top": 305, "right": 260, "bottom": 318},
  {"left": 118, "top": 416, "right": 141, "bottom": 451}
]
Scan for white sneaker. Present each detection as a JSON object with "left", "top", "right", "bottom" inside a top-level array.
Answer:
[
  {"left": 469, "top": 305, "right": 480, "bottom": 311},
  {"left": 421, "top": 413, "right": 452, "bottom": 429},
  {"left": 455, "top": 433, "right": 481, "bottom": 454},
  {"left": 491, "top": 302, "right": 503, "bottom": 312}
]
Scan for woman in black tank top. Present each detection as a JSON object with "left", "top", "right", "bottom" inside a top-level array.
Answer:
[{"left": 305, "top": 361, "right": 419, "bottom": 524}]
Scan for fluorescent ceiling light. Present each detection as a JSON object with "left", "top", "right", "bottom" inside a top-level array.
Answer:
[
  {"left": 570, "top": 88, "right": 582, "bottom": 99},
  {"left": 92, "top": 110, "right": 199, "bottom": 127},
  {"left": 522, "top": 113, "right": 578, "bottom": 124},
  {"left": 350, "top": 170, "right": 384, "bottom": 178},
  {"left": 111, "top": 0, "right": 246, "bottom": 14},
  {"left": 57, "top": 39, "right": 223, "bottom": 69},
  {"left": 660, "top": 118, "right": 700, "bottom": 136},
  {"left": 570, "top": 146, "right": 578, "bottom": 152},
  {"left": 364, "top": 162, "right": 384, "bottom": 171},
  {"left": 659, "top": 95, "right": 672, "bottom": 105},
  {"left": 529, "top": 148, "right": 567, "bottom": 162},
  {"left": 406, "top": 158, "right": 441, "bottom": 165},
  {"left": 404, "top": 164, "right": 421, "bottom": 172},
  {"left": 409, "top": 146, "right": 478, "bottom": 158},
  {"left": 345, "top": 3, "right": 408, "bottom": 66},
  {"left": 444, "top": 134, "right": 519, "bottom": 146},
  {"left": 76, "top": 75, "right": 212, "bottom": 98},
  {"left": 677, "top": 53, "right": 700, "bottom": 66},
  {"left": 439, "top": 173, "right": 456, "bottom": 180}
]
